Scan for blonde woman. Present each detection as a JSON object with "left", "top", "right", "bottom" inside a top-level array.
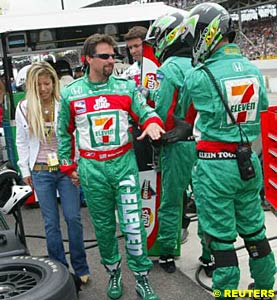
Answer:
[{"left": 15, "top": 61, "right": 90, "bottom": 283}]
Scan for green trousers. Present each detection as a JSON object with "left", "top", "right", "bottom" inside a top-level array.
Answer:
[
  {"left": 79, "top": 150, "right": 153, "bottom": 272},
  {"left": 192, "top": 152, "right": 276, "bottom": 297},
  {"left": 158, "top": 141, "right": 196, "bottom": 255}
]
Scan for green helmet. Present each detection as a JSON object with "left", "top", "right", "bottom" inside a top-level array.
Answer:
[
  {"left": 145, "top": 11, "right": 188, "bottom": 63},
  {"left": 181, "top": 2, "right": 236, "bottom": 66}
]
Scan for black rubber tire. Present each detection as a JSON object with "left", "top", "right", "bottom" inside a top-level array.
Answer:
[{"left": 0, "top": 256, "right": 77, "bottom": 300}]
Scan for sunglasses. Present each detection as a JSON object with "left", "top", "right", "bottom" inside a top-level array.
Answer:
[{"left": 91, "top": 53, "right": 116, "bottom": 60}]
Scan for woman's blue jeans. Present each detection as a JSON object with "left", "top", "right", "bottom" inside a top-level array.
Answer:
[{"left": 32, "top": 170, "right": 90, "bottom": 277}]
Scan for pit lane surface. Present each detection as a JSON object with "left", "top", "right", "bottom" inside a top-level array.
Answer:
[{"left": 5, "top": 206, "right": 214, "bottom": 300}]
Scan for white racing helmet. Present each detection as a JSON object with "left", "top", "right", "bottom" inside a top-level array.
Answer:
[{"left": 0, "top": 163, "right": 32, "bottom": 214}]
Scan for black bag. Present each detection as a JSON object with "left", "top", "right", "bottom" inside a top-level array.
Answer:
[{"left": 236, "top": 143, "right": 255, "bottom": 180}]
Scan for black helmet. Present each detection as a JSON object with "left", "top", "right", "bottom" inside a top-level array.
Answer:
[
  {"left": 181, "top": 2, "right": 236, "bottom": 66},
  {"left": 55, "top": 60, "right": 73, "bottom": 76},
  {"left": 145, "top": 11, "right": 189, "bottom": 63}
]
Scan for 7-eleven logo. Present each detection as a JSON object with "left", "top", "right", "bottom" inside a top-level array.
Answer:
[
  {"left": 94, "top": 117, "right": 114, "bottom": 143},
  {"left": 227, "top": 79, "right": 258, "bottom": 124},
  {"left": 231, "top": 84, "right": 254, "bottom": 122}
]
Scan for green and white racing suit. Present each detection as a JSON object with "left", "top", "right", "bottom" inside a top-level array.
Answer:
[
  {"left": 58, "top": 73, "right": 163, "bottom": 272},
  {"left": 152, "top": 56, "right": 197, "bottom": 256},
  {"left": 182, "top": 43, "right": 275, "bottom": 295}
]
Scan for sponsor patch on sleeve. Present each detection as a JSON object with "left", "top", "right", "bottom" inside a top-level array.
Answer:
[{"left": 74, "top": 100, "right": 87, "bottom": 114}]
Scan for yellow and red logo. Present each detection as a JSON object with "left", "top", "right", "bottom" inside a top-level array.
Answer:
[
  {"left": 143, "top": 73, "right": 158, "bottom": 90},
  {"left": 231, "top": 83, "right": 254, "bottom": 123},
  {"left": 94, "top": 117, "right": 114, "bottom": 143},
  {"left": 142, "top": 207, "right": 154, "bottom": 228},
  {"left": 167, "top": 27, "right": 178, "bottom": 42}
]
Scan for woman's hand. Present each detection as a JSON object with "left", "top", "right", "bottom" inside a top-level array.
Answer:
[{"left": 23, "top": 176, "right": 33, "bottom": 187}]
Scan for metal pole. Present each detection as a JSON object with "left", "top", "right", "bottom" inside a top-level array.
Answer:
[
  {"left": 238, "top": 2, "right": 242, "bottom": 46},
  {"left": 13, "top": 208, "right": 28, "bottom": 249},
  {"left": 1, "top": 33, "right": 15, "bottom": 119},
  {"left": 61, "top": 0, "right": 64, "bottom": 10}
]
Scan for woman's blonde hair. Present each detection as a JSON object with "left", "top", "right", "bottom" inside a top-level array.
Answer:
[{"left": 25, "top": 61, "right": 60, "bottom": 141}]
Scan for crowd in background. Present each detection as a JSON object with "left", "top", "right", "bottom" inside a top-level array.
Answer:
[
  {"left": 236, "top": 16, "right": 277, "bottom": 60},
  {"left": 166, "top": 0, "right": 202, "bottom": 8},
  {"left": 166, "top": 1, "right": 277, "bottom": 60}
]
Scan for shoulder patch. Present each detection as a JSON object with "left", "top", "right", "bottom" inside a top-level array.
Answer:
[{"left": 156, "top": 73, "right": 164, "bottom": 80}]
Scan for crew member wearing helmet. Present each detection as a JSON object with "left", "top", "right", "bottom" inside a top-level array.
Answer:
[
  {"left": 146, "top": 11, "right": 199, "bottom": 273},
  {"left": 180, "top": 2, "right": 275, "bottom": 297}
]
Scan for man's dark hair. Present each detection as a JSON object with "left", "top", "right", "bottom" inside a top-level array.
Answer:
[
  {"left": 124, "top": 26, "right": 147, "bottom": 41},
  {"left": 83, "top": 34, "right": 117, "bottom": 57}
]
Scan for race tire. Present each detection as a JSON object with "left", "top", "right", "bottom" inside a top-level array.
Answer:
[{"left": 0, "top": 256, "right": 77, "bottom": 300}]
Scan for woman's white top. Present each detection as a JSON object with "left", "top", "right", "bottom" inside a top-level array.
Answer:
[{"left": 15, "top": 99, "right": 60, "bottom": 178}]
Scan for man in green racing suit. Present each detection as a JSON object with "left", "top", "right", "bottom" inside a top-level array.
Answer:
[
  {"left": 151, "top": 55, "right": 197, "bottom": 272},
  {"left": 180, "top": 3, "right": 276, "bottom": 299},
  {"left": 58, "top": 33, "right": 165, "bottom": 300},
  {"left": 145, "top": 11, "right": 212, "bottom": 274}
]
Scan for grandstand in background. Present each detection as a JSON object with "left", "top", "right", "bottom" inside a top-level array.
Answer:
[{"left": 84, "top": 0, "right": 276, "bottom": 60}]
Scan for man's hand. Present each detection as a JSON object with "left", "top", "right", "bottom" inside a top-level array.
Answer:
[
  {"left": 161, "top": 115, "right": 193, "bottom": 144},
  {"left": 138, "top": 85, "right": 150, "bottom": 99},
  {"left": 137, "top": 123, "right": 165, "bottom": 141},
  {"left": 70, "top": 171, "right": 80, "bottom": 187}
]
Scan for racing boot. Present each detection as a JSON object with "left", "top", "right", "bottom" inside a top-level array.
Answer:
[
  {"left": 248, "top": 282, "right": 274, "bottom": 300},
  {"left": 135, "top": 271, "right": 159, "bottom": 300},
  {"left": 105, "top": 262, "right": 122, "bottom": 299},
  {"left": 181, "top": 228, "right": 189, "bottom": 244},
  {"left": 199, "top": 256, "right": 215, "bottom": 278},
  {"left": 159, "top": 255, "right": 176, "bottom": 273}
]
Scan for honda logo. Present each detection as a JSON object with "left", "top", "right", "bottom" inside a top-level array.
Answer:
[{"left": 232, "top": 62, "right": 243, "bottom": 72}]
